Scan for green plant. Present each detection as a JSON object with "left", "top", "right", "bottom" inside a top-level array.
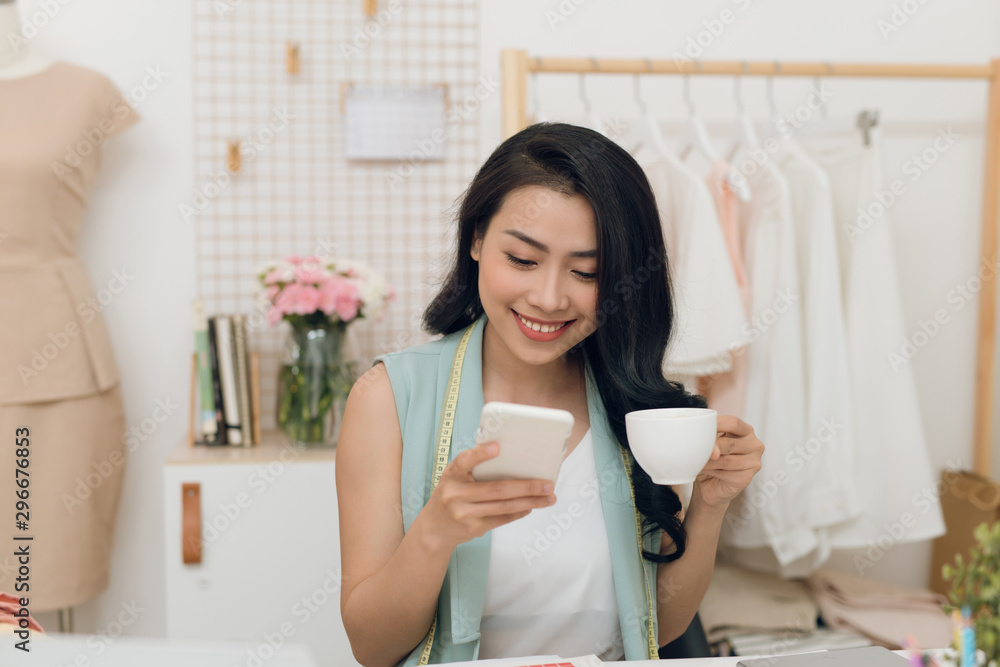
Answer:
[{"left": 943, "top": 521, "right": 1000, "bottom": 665}]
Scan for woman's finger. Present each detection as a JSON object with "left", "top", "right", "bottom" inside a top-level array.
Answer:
[
  {"left": 715, "top": 435, "right": 764, "bottom": 456},
  {"left": 463, "top": 478, "right": 553, "bottom": 503},
  {"left": 716, "top": 415, "right": 754, "bottom": 438},
  {"left": 449, "top": 442, "right": 500, "bottom": 476},
  {"left": 702, "top": 453, "right": 761, "bottom": 472},
  {"left": 478, "top": 510, "right": 534, "bottom": 533},
  {"left": 714, "top": 436, "right": 748, "bottom": 456},
  {"left": 714, "top": 437, "right": 737, "bottom": 456},
  {"left": 469, "top": 495, "right": 556, "bottom": 518}
]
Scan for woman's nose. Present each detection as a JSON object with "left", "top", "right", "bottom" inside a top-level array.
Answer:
[{"left": 525, "top": 267, "right": 569, "bottom": 313}]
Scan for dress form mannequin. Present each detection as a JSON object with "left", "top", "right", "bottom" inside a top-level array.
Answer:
[
  {"left": 0, "top": 0, "right": 141, "bottom": 635},
  {"left": 0, "top": 0, "right": 55, "bottom": 78},
  {"left": 0, "top": 0, "right": 71, "bottom": 635}
]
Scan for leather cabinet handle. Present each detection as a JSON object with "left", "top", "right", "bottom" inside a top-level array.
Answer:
[{"left": 182, "top": 482, "right": 203, "bottom": 564}]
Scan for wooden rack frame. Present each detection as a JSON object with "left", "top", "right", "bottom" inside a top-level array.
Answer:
[{"left": 501, "top": 50, "right": 1000, "bottom": 476}]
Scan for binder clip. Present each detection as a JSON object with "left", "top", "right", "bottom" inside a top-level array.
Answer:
[
  {"left": 286, "top": 41, "right": 301, "bottom": 75},
  {"left": 226, "top": 140, "right": 242, "bottom": 173}
]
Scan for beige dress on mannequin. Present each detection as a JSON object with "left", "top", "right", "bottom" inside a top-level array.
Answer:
[{"left": 0, "top": 61, "right": 139, "bottom": 611}]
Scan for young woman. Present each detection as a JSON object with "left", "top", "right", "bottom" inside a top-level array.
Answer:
[{"left": 336, "top": 122, "right": 764, "bottom": 665}]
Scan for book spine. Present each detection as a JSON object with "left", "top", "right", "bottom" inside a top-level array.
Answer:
[
  {"left": 250, "top": 352, "right": 261, "bottom": 445},
  {"left": 214, "top": 315, "right": 244, "bottom": 446},
  {"left": 207, "top": 317, "right": 228, "bottom": 445},
  {"left": 192, "top": 300, "right": 218, "bottom": 443},
  {"left": 232, "top": 315, "right": 254, "bottom": 447}
]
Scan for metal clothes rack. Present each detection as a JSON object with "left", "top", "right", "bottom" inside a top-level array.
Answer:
[{"left": 501, "top": 50, "right": 1000, "bottom": 476}]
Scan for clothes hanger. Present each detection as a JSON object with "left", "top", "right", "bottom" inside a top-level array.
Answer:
[
  {"left": 757, "top": 63, "right": 790, "bottom": 145},
  {"left": 675, "top": 62, "right": 751, "bottom": 201},
  {"left": 614, "top": 61, "right": 673, "bottom": 160},
  {"left": 529, "top": 71, "right": 548, "bottom": 123},
  {"left": 578, "top": 62, "right": 605, "bottom": 135},
  {"left": 817, "top": 74, "right": 829, "bottom": 123},
  {"left": 726, "top": 61, "right": 761, "bottom": 162},
  {"left": 775, "top": 62, "right": 873, "bottom": 144},
  {"left": 675, "top": 62, "right": 720, "bottom": 164},
  {"left": 856, "top": 108, "right": 879, "bottom": 147}
]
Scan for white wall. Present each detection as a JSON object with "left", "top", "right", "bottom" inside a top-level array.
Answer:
[
  {"left": 17, "top": 0, "right": 1000, "bottom": 639},
  {"left": 478, "top": 0, "right": 1000, "bottom": 590}
]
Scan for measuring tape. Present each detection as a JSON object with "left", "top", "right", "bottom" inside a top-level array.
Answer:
[
  {"left": 622, "top": 453, "right": 661, "bottom": 660},
  {"left": 417, "top": 323, "right": 475, "bottom": 665},
  {"left": 417, "top": 322, "right": 657, "bottom": 662}
]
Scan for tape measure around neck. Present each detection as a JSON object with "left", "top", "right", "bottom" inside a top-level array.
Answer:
[
  {"left": 417, "top": 323, "right": 476, "bottom": 666},
  {"left": 622, "top": 452, "right": 661, "bottom": 660}
]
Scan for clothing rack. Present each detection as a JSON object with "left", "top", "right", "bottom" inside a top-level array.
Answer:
[{"left": 500, "top": 50, "right": 1000, "bottom": 476}]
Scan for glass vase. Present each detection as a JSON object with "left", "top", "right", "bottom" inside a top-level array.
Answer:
[{"left": 276, "top": 322, "right": 356, "bottom": 447}]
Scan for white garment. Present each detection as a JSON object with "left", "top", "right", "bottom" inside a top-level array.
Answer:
[
  {"left": 719, "top": 152, "right": 815, "bottom": 566},
  {"left": 634, "top": 147, "right": 749, "bottom": 382},
  {"left": 772, "top": 138, "right": 861, "bottom": 530},
  {"left": 795, "top": 125, "right": 944, "bottom": 548},
  {"left": 725, "top": 138, "right": 867, "bottom": 578},
  {"left": 478, "top": 429, "right": 624, "bottom": 661}
]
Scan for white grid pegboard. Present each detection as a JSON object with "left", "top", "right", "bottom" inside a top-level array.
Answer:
[{"left": 192, "top": 0, "right": 481, "bottom": 430}]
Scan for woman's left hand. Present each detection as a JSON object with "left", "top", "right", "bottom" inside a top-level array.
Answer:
[{"left": 692, "top": 415, "right": 764, "bottom": 511}]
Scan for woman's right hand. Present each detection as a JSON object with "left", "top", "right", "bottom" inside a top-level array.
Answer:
[{"left": 419, "top": 442, "right": 557, "bottom": 551}]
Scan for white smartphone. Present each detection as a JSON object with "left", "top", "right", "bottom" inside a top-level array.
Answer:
[{"left": 470, "top": 402, "right": 575, "bottom": 483}]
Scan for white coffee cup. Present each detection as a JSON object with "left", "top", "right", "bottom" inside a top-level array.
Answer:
[{"left": 625, "top": 408, "right": 718, "bottom": 485}]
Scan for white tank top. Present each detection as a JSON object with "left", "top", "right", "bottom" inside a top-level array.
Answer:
[{"left": 478, "top": 429, "right": 625, "bottom": 661}]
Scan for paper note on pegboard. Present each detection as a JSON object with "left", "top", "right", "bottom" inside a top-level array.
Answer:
[{"left": 344, "top": 84, "right": 447, "bottom": 161}]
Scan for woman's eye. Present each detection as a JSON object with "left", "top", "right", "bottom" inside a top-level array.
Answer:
[
  {"left": 504, "top": 253, "right": 596, "bottom": 280},
  {"left": 504, "top": 253, "right": 535, "bottom": 268}
]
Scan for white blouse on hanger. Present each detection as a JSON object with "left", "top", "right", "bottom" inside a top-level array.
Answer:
[
  {"left": 719, "top": 150, "right": 815, "bottom": 567},
  {"left": 795, "top": 125, "right": 944, "bottom": 549},
  {"left": 773, "top": 137, "right": 862, "bottom": 528},
  {"left": 633, "top": 146, "right": 750, "bottom": 383},
  {"left": 724, "top": 137, "right": 864, "bottom": 578}
]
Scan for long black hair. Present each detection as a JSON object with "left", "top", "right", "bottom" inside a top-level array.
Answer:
[{"left": 423, "top": 122, "right": 707, "bottom": 563}]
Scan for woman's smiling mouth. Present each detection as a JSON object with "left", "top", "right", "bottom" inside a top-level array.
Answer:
[{"left": 512, "top": 309, "right": 575, "bottom": 340}]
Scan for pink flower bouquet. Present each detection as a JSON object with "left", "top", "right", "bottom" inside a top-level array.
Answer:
[
  {"left": 257, "top": 254, "right": 394, "bottom": 446},
  {"left": 257, "top": 254, "right": 395, "bottom": 330}
]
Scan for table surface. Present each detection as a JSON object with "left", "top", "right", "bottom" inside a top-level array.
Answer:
[
  {"left": 0, "top": 633, "right": 944, "bottom": 667},
  {"left": 604, "top": 648, "right": 942, "bottom": 666},
  {"left": 605, "top": 660, "right": 750, "bottom": 666},
  {"left": 0, "top": 632, "right": 319, "bottom": 666},
  {"left": 167, "top": 430, "right": 337, "bottom": 465}
]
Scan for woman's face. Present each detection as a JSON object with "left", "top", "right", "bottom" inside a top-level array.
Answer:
[{"left": 472, "top": 185, "right": 600, "bottom": 367}]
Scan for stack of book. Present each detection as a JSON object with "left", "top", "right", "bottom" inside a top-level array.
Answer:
[{"left": 192, "top": 300, "right": 260, "bottom": 446}]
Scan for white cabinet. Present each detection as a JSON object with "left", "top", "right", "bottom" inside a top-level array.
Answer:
[{"left": 163, "top": 435, "right": 359, "bottom": 666}]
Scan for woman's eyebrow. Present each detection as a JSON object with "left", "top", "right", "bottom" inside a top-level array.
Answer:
[{"left": 502, "top": 229, "right": 597, "bottom": 258}]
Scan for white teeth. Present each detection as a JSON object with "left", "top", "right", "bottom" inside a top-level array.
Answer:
[{"left": 517, "top": 313, "right": 563, "bottom": 334}]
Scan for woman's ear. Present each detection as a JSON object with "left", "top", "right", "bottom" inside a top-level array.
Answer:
[{"left": 470, "top": 238, "right": 481, "bottom": 261}]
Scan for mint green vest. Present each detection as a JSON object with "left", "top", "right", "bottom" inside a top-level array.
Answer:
[{"left": 374, "top": 315, "right": 660, "bottom": 664}]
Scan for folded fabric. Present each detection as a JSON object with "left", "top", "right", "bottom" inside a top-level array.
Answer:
[
  {"left": 0, "top": 592, "right": 44, "bottom": 633},
  {"left": 806, "top": 568, "right": 951, "bottom": 649},
  {"left": 700, "top": 563, "right": 818, "bottom": 643},
  {"left": 726, "top": 627, "right": 871, "bottom": 657}
]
